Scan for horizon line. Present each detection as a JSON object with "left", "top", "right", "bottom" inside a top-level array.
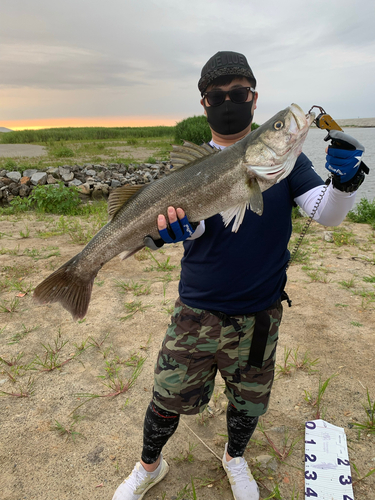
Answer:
[{"left": 0, "top": 115, "right": 187, "bottom": 131}]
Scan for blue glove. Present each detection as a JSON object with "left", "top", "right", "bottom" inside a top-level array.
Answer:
[
  {"left": 144, "top": 215, "right": 198, "bottom": 250},
  {"left": 159, "top": 215, "right": 197, "bottom": 243},
  {"left": 325, "top": 130, "right": 365, "bottom": 183}
]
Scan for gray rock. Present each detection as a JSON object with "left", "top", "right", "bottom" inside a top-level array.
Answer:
[
  {"left": 19, "top": 184, "right": 31, "bottom": 197},
  {"left": 62, "top": 172, "right": 74, "bottom": 182},
  {"left": 31, "top": 172, "right": 47, "bottom": 185},
  {"left": 58, "top": 166, "right": 71, "bottom": 177},
  {"left": 111, "top": 179, "right": 121, "bottom": 188},
  {"left": 84, "top": 169, "right": 96, "bottom": 177},
  {"left": 46, "top": 167, "right": 60, "bottom": 179},
  {"left": 324, "top": 231, "right": 334, "bottom": 242},
  {"left": 69, "top": 179, "right": 82, "bottom": 187},
  {"left": 47, "top": 174, "right": 57, "bottom": 184},
  {"left": 23, "top": 169, "right": 38, "bottom": 178},
  {"left": 9, "top": 183, "right": 20, "bottom": 196},
  {"left": 6, "top": 171, "right": 21, "bottom": 182}
]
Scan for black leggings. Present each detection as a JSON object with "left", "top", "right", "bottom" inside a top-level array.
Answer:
[{"left": 141, "top": 401, "right": 258, "bottom": 464}]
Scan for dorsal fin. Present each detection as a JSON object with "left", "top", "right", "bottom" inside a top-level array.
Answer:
[
  {"left": 169, "top": 141, "right": 219, "bottom": 172},
  {"left": 108, "top": 184, "right": 145, "bottom": 220}
]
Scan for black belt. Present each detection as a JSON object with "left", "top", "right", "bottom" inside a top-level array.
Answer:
[{"left": 208, "top": 292, "right": 291, "bottom": 369}]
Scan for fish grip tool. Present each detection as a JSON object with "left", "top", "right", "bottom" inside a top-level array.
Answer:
[
  {"left": 287, "top": 105, "right": 368, "bottom": 270},
  {"left": 308, "top": 104, "right": 369, "bottom": 176}
]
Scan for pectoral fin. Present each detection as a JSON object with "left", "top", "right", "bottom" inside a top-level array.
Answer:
[
  {"left": 220, "top": 179, "right": 263, "bottom": 232},
  {"left": 248, "top": 178, "right": 263, "bottom": 216}
]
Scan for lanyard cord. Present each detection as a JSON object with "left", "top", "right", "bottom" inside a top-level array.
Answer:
[{"left": 286, "top": 179, "right": 331, "bottom": 272}]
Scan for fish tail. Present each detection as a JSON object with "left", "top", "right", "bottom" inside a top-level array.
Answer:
[{"left": 33, "top": 255, "right": 97, "bottom": 320}]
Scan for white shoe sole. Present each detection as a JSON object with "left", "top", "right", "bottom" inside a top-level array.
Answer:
[{"left": 137, "top": 460, "right": 169, "bottom": 499}]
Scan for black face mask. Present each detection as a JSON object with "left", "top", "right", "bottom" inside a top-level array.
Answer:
[{"left": 204, "top": 100, "right": 254, "bottom": 136}]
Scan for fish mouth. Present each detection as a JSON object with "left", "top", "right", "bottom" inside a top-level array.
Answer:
[{"left": 290, "top": 103, "right": 315, "bottom": 129}]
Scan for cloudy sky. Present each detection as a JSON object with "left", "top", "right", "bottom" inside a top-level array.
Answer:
[{"left": 1, "top": 0, "right": 374, "bottom": 129}]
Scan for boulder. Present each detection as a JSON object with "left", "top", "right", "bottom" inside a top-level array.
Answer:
[
  {"left": 47, "top": 174, "right": 57, "bottom": 184},
  {"left": 31, "top": 172, "right": 47, "bottom": 185},
  {"left": 61, "top": 172, "right": 74, "bottom": 182},
  {"left": 6, "top": 171, "right": 21, "bottom": 182},
  {"left": 23, "top": 169, "right": 38, "bottom": 178},
  {"left": 20, "top": 176, "right": 31, "bottom": 185},
  {"left": 19, "top": 184, "right": 31, "bottom": 197}
]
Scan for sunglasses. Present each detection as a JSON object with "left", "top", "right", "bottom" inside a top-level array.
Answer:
[{"left": 203, "top": 86, "right": 255, "bottom": 107}]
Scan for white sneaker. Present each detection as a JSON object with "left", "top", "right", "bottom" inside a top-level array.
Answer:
[
  {"left": 112, "top": 454, "right": 169, "bottom": 500},
  {"left": 222, "top": 443, "right": 259, "bottom": 500}
]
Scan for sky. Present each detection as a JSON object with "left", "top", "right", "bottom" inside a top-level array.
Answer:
[{"left": 1, "top": 0, "right": 375, "bottom": 130}]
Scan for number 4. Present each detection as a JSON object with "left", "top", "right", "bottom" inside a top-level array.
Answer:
[{"left": 305, "top": 488, "right": 318, "bottom": 497}]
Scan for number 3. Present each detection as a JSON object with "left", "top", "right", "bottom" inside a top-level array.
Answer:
[
  {"left": 339, "top": 475, "right": 352, "bottom": 485},
  {"left": 305, "top": 471, "right": 317, "bottom": 480}
]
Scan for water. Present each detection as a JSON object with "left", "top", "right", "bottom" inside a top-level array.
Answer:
[{"left": 302, "top": 127, "right": 375, "bottom": 203}]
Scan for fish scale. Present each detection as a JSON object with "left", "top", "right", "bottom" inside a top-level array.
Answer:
[{"left": 33, "top": 103, "right": 315, "bottom": 320}]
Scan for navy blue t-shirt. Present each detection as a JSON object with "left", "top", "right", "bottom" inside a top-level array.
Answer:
[{"left": 179, "top": 153, "right": 324, "bottom": 315}]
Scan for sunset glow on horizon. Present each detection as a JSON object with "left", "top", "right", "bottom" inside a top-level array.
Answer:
[{"left": 1, "top": 115, "right": 182, "bottom": 131}]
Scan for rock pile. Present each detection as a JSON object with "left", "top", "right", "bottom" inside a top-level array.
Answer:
[{"left": 0, "top": 162, "right": 169, "bottom": 204}]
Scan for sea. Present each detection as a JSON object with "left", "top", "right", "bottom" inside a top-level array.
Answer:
[{"left": 302, "top": 127, "right": 375, "bottom": 204}]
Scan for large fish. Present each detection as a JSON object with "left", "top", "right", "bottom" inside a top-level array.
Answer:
[{"left": 34, "top": 103, "right": 315, "bottom": 319}]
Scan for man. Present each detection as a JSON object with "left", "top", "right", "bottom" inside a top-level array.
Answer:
[{"left": 113, "top": 51, "right": 366, "bottom": 500}]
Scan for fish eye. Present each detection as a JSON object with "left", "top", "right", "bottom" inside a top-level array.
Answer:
[{"left": 274, "top": 121, "right": 284, "bottom": 130}]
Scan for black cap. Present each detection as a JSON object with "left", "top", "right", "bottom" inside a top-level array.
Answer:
[{"left": 198, "top": 51, "right": 256, "bottom": 95}]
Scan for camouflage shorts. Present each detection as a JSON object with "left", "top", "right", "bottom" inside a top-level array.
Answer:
[{"left": 153, "top": 297, "right": 282, "bottom": 416}]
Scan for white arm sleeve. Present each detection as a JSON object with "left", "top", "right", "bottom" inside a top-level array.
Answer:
[
  {"left": 294, "top": 183, "right": 357, "bottom": 226},
  {"left": 187, "top": 220, "right": 206, "bottom": 240}
]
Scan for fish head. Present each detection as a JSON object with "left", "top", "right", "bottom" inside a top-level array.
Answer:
[{"left": 243, "top": 103, "right": 315, "bottom": 183}]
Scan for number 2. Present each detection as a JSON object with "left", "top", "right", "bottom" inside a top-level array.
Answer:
[
  {"left": 343, "top": 496, "right": 353, "bottom": 500},
  {"left": 338, "top": 458, "right": 350, "bottom": 466},
  {"left": 305, "top": 454, "right": 317, "bottom": 462}
]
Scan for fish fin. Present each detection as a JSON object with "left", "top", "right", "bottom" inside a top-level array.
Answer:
[
  {"left": 33, "top": 255, "right": 97, "bottom": 321},
  {"left": 220, "top": 180, "right": 264, "bottom": 231},
  {"left": 248, "top": 178, "right": 264, "bottom": 216},
  {"left": 108, "top": 185, "right": 145, "bottom": 220},
  {"left": 119, "top": 246, "right": 145, "bottom": 260},
  {"left": 220, "top": 202, "right": 249, "bottom": 232},
  {"left": 169, "top": 141, "right": 219, "bottom": 171}
]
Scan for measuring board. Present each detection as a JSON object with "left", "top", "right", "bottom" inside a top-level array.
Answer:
[{"left": 305, "top": 419, "right": 354, "bottom": 499}]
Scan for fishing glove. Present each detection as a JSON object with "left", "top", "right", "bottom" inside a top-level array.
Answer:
[
  {"left": 144, "top": 216, "right": 199, "bottom": 250},
  {"left": 325, "top": 130, "right": 365, "bottom": 183}
]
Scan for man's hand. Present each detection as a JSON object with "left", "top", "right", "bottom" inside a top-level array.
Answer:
[
  {"left": 144, "top": 207, "right": 198, "bottom": 250},
  {"left": 325, "top": 130, "right": 365, "bottom": 183}
]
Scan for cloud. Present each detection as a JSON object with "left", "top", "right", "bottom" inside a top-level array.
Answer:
[{"left": 0, "top": 0, "right": 374, "bottom": 122}]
